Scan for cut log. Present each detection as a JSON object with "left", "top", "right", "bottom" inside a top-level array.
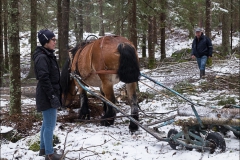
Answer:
[
  {"left": 174, "top": 117, "right": 240, "bottom": 126},
  {"left": 178, "top": 106, "right": 240, "bottom": 119}
]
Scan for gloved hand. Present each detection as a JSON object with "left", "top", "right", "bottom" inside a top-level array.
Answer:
[{"left": 50, "top": 95, "right": 61, "bottom": 109}]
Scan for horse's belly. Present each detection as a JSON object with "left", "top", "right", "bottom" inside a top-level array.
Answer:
[
  {"left": 85, "top": 74, "right": 120, "bottom": 87},
  {"left": 85, "top": 74, "right": 102, "bottom": 87}
]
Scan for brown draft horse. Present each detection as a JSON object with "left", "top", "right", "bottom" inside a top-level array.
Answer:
[{"left": 60, "top": 35, "right": 140, "bottom": 132}]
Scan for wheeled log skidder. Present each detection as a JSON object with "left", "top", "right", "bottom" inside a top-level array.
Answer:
[
  {"left": 141, "top": 73, "right": 239, "bottom": 153},
  {"left": 70, "top": 72, "right": 239, "bottom": 154}
]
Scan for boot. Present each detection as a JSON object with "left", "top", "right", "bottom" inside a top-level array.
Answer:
[
  {"left": 45, "top": 153, "right": 63, "bottom": 160},
  {"left": 203, "top": 70, "right": 205, "bottom": 76},
  {"left": 200, "top": 70, "right": 204, "bottom": 79},
  {"left": 39, "top": 148, "right": 57, "bottom": 156},
  {"left": 39, "top": 149, "right": 45, "bottom": 156}
]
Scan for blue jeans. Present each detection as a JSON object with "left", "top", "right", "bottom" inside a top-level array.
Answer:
[
  {"left": 196, "top": 55, "right": 207, "bottom": 71},
  {"left": 40, "top": 108, "right": 57, "bottom": 155}
]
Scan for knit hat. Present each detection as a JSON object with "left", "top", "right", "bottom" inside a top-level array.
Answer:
[
  {"left": 38, "top": 29, "right": 55, "bottom": 46},
  {"left": 195, "top": 27, "right": 202, "bottom": 32}
]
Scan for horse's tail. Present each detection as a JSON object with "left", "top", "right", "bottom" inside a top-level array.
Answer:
[{"left": 117, "top": 43, "right": 140, "bottom": 83}]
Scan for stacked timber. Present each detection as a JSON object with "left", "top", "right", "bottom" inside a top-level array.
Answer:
[{"left": 175, "top": 105, "right": 240, "bottom": 126}]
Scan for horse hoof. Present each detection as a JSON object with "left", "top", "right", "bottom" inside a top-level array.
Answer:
[{"left": 129, "top": 122, "right": 139, "bottom": 132}]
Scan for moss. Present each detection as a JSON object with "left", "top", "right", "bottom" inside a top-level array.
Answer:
[
  {"left": 217, "top": 96, "right": 236, "bottom": 106},
  {"left": 172, "top": 81, "right": 196, "bottom": 94},
  {"left": 29, "top": 141, "right": 40, "bottom": 151},
  {"left": 28, "top": 134, "right": 60, "bottom": 152},
  {"left": 53, "top": 135, "right": 60, "bottom": 146}
]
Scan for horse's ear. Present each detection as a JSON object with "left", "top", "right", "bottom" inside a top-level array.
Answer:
[
  {"left": 68, "top": 51, "right": 72, "bottom": 58},
  {"left": 68, "top": 52, "right": 73, "bottom": 64}
]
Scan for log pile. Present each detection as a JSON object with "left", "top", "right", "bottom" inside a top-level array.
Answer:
[
  {"left": 174, "top": 117, "right": 240, "bottom": 126},
  {"left": 178, "top": 106, "right": 240, "bottom": 119},
  {"left": 175, "top": 105, "right": 240, "bottom": 126}
]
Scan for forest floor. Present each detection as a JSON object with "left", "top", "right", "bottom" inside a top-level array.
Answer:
[{"left": 0, "top": 30, "right": 239, "bottom": 160}]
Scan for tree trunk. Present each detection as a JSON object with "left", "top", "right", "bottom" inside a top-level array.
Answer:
[
  {"left": 205, "top": 0, "right": 211, "bottom": 38},
  {"left": 148, "top": 16, "right": 155, "bottom": 69},
  {"left": 0, "top": 0, "right": 3, "bottom": 86},
  {"left": 26, "top": 0, "right": 37, "bottom": 79},
  {"left": 73, "top": 0, "right": 83, "bottom": 44},
  {"left": 160, "top": 0, "right": 167, "bottom": 60},
  {"left": 178, "top": 106, "right": 240, "bottom": 119},
  {"left": 85, "top": 4, "right": 92, "bottom": 33},
  {"left": 175, "top": 117, "right": 240, "bottom": 126},
  {"left": 98, "top": 0, "right": 104, "bottom": 36},
  {"left": 221, "top": 0, "right": 230, "bottom": 56},
  {"left": 198, "top": 1, "right": 203, "bottom": 28},
  {"left": 153, "top": 16, "right": 157, "bottom": 45},
  {"left": 142, "top": 33, "right": 146, "bottom": 58},
  {"left": 115, "top": 0, "right": 121, "bottom": 36},
  {"left": 57, "top": 0, "right": 62, "bottom": 65},
  {"left": 59, "top": 0, "right": 70, "bottom": 68},
  {"left": 128, "top": 0, "right": 137, "bottom": 49},
  {"left": 3, "top": 0, "right": 8, "bottom": 73},
  {"left": 8, "top": 0, "right": 21, "bottom": 115},
  {"left": 232, "top": 0, "right": 239, "bottom": 32}
]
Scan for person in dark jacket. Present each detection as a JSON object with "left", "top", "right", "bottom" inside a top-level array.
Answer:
[
  {"left": 33, "top": 29, "right": 62, "bottom": 160},
  {"left": 191, "top": 28, "right": 213, "bottom": 78}
]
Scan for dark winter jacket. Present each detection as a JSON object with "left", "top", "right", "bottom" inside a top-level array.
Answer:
[
  {"left": 33, "top": 46, "right": 61, "bottom": 112},
  {"left": 191, "top": 33, "right": 213, "bottom": 58}
]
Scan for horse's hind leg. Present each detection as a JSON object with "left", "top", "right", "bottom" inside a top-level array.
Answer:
[
  {"left": 126, "top": 82, "right": 139, "bottom": 132},
  {"left": 78, "top": 89, "right": 90, "bottom": 120},
  {"left": 100, "top": 83, "right": 116, "bottom": 126}
]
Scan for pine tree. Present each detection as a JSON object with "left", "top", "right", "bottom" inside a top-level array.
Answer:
[
  {"left": 0, "top": 0, "right": 3, "bottom": 86},
  {"left": 8, "top": 0, "right": 21, "bottom": 115},
  {"left": 26, "top": 0, "right": 37, "bottom": 79}
]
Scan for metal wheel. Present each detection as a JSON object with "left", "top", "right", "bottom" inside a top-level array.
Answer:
[
  {"left": 216, "top": 125, "right": 229, "bottom": 135},
  {"left": 233, "top": 130, "right": 240, "bottom": 139},
  {"left": 167, "top": 129, "right": 179, "bottom": 150},
  {"left": 206, "top": 132, "right": 226, "bottom": 154}
]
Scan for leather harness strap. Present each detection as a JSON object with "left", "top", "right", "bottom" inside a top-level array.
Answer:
[{"left": 95, "top": 70, "right": 117, "bottom": 74}]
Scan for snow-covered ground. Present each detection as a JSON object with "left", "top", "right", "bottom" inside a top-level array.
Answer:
[{"left": 0, "top": 29, "right": 239, "bottom": 160}]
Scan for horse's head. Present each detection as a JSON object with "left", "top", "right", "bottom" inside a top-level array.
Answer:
[{"left": 60, "top": 58, "right": 77, "bottom": 108}]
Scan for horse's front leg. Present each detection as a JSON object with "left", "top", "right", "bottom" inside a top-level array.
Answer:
[
  {"left": 126, "top": 82, "right": 139, "bottom": 132},
  {"left": 100, "top": 82, "right": 116, "bottom": 126},
  {"left": 75, "top": 82, "right": 90, "bottom": 120},
  {"left": 78, "top": 90, "right": 90, "bottom": 120}
]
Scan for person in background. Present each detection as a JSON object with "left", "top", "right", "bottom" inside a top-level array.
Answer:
[
  {"left": 33, "top": 29, "right": 63, "bottom": 160},
  {"left": 191, "top": 28, "right": 213, "bottom": 79}
]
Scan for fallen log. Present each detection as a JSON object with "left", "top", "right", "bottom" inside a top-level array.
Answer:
[
  {"left": 178, "top": 105, "right": 240, "bottom": 119},
  {"left": 174, "top": 116, "right": 240, "bottom": 126}
]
